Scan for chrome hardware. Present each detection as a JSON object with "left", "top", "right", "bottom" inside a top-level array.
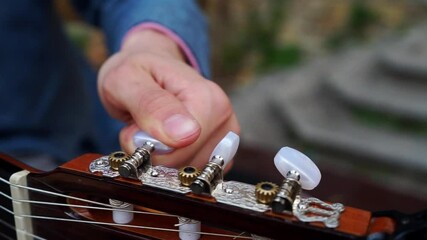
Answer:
[
  {"left": 88, "top": 133, "right": 346, "bottom": 229},
  {"left": 89, "top": 156, "right": 120, "bottom": 178},
  {"left": 271, "top": 170, "right": 301, "bottom": 214},
  {"left": 190, "top": 155, "right": 224, "bottom": 195},
  {"left": 118, "top": 142, "right": 154, "bottom": 179},
  {"left": 293, "top": 197, "right": 345, "bottom": 228},
  {"left": 212, "top": 181, "right": 270, "bottom": 212}
]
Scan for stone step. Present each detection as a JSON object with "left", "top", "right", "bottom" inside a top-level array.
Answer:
[
  {"left": 326, "top": 48, "right": 427, "bottom": 121},
  {"left": 378, "top": 25, "right": 427, "bottom": 80},
  {"left": 272, "top": 60, "right": 427, "bottom": 174}
]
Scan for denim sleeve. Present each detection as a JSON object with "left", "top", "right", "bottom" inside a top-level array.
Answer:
[{"left": 72, "top": 0, "right": 210, "bottom": 78}]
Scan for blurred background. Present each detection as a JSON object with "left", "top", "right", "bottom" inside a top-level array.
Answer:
[{"left": 56, "top": 1, "right": 427, "bottom": 213}]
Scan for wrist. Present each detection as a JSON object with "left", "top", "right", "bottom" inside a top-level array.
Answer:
[{"left": 121, "top": 29, "right": 185, "bottom": 62}]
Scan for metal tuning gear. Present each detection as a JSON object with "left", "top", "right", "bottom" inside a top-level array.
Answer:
[
  {"left": 190, "top": 132, "right": 240, "bottom": 195},
  {"left": 178, "top": 166, "right": 201, "bottom": 187},
  {"left": 272, "top": 147, "right": 321, "bottom": 214},
  {"left": 118, "top": 131, "right": 174, "bottom": 179},
  {"left": 272, "top": 147, "right": 344, "bottom": 228},
  {"left": 108, "top": 151, "right": 129, "bottom": 171},
  {"left": 255, "top": 182, "right": 279, "bottom": 204}
]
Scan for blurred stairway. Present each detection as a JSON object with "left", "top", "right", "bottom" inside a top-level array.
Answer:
[{"left": 230, "top": 25, "right": 427, "bottom": 207}]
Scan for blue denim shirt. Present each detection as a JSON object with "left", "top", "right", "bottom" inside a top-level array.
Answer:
[{"left": 0, "top": 0, "right": 209, "bottom": 165}]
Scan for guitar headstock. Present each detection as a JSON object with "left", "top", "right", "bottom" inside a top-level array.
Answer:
[
  {"left": 3, "top": 131, "right": 423, "bottom": 239},
  {"left": 53, "top": 131, "right": 373, "bottom": 239}
]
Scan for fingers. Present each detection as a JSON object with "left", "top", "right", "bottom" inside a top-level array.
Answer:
[
  {"left": 119, "top": 93, "right": 240, "bottom": 169},
  {"left": 99, "top": 51, "right": 241, "bottom": 169},
  {"left": 177, "top": 113, "right": 240, "bottom": 170},
  {"left": 99, "top": 53, "right": 202, "bottom": 147},
  {"left": 132, "top": 112, "right": 240, "bottom": 169},
  {"left": 145, "top": 79, "right": 239, "bottom": 167}
]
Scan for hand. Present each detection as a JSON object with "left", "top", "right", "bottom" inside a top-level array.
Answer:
[{"left": 98, "top": 29, "right": 240, "bottom": 169}]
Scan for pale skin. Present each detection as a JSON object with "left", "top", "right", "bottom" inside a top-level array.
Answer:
[{"left": 98, "top": 29, "right": 240, "bottom": 169}]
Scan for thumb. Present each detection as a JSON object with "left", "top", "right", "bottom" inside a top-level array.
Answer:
[
  {"left": 99, "top": 62, "right": 201, "bottom": 150},
  {"left": 134, "top": 84, "right": 201, "bottom": 147},
  {"left": 126, "top": 80, "right": 201, "bottom": 149}
]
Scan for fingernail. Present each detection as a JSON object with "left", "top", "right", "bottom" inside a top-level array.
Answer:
[{"left": 163, "top": 114, "right": 200, "bottom": 141}]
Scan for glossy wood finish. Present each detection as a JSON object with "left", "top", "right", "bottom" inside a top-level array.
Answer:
[
  {"left": 53, "top": 154, "right": 372, "bottom": 239},
  {"left": 68, "top": 196, "right": 242, "bottom": 239},
  {"left": 1, "top": 153, "right": 398, "bottom": 239},
  {"left": 368, "top": 217, "right": 396, "bottom": 235}
]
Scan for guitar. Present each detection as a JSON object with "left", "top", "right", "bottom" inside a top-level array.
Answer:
[{"left": 0, "top": 132, "right": 425, "bottom": 240}]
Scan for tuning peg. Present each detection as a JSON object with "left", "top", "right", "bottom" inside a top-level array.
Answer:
[
  {"left": 133, "top": 131, "right": 174, "bottom": 154},
  {"left": 190, "top": 131, "right": 240, "bottom": 195},
  {"left": 208, "top": 131, "right": 240, "bottom": 168},
  {"left": 119, "top": 131, "right": 174, "bottom": 179},
  {"left": 274, "top": 147, "right": 321, "bottom": 190},
  {"left": 271, "top": 147, "right": 321, "bottom": 214}
]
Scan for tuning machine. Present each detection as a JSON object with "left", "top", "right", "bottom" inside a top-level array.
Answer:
[
  {"left": 257, "top": 147, "right": 344, "bottom": 228},
  {"left": 178, "top": 166, "right": 201, "bottom": 187},
  {"left": 108, "top": 151, "right": 129, "bottom": 171},
  {"left": 118, "top": 131, "right": 174, "bottom": 179},
  {"left": 189, "top": 132, "right": 240, "bottom": 195},
  {"left": 270, "top": 147, "right": 321, "bottom": 214},
  {"left": 255, "top": 182, "right": 279, "bottom": 204}
]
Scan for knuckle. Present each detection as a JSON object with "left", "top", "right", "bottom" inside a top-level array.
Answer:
[
  {"left": 137, "top": 89, "right": 178, "bottom": 119},
  {"left": 207, "top": 81, "right": 233, "bottom": 116},
  {"left": 102, "top": 62, "right": 129, "bottom": 88},
  {"left": 108, "top": 59, "right": 137, "bottom": 82},
  {"left": 101, "top": 58, "right": 142, "bottom": 97}
]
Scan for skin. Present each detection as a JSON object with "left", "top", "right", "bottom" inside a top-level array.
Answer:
[{"left": 98, "top": 29, "right": 240, "bottom": 170}]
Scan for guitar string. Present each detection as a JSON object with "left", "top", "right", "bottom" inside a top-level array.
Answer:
[
  {"left": 0, "top": 232, "right": 14, "bottom": 240},
  {"left": 0, "top": 177, "right": 253, "bottom": 239},
  {"left": 0, "top": 181, "right": 254, "bottom": 239},
  {"left": 0, "top": 230, "right": 15, "bottom": 240},
  {"left": 15, "top": 214, "right": 253, "bottom": 239},
  {"left": 0, "top": 201, "right": 252, "bottom": 239},
  {"left": 0, "top": 176, "right": 176, "bottom": 217},
  {"left": 0, "top": 191, "right": 49, "bottom": 240},
  {"left": 0, "top": 188, "right": 177, "bottom": 217},
  {"left": 0, "top": 214, "right": 46, "bottom": 240},
  {"left": 0, "top": 202, "right": 14, "bottom": 215}
]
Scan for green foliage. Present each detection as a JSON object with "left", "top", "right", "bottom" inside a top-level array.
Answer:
[
  {"left": 326, "top": 2, "right": 379, "bottom": 49},
  {"left": 351, "top": 107, "right": 427, "bottom": 136},
  {"left": 258, "top": 44, "right": 303, "bottom": 71},
  {"left": 348, "top": 2, "right": 379, "bottom": 36},
  {"left": 65, "top": 23, "right": 91, "bottom": 51},
  {"left": 218, "top": 0, "right": 302, "bottom": 76}
]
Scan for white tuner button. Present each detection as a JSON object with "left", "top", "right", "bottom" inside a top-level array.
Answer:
[
  {"left": 133, "top": 131, "right": 174, "bottom": 154},
  {"left": 274, "top": 147, "right": 321, "bottom": 190},
  {"left": 209, "top": 131, "right": 240, "bottom": 168}
]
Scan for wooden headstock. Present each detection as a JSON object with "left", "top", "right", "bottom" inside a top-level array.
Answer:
[{"left": 12, "top": 153, "right": 376, "bottom": 240}]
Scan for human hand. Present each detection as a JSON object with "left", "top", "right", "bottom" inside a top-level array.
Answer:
[{"left": 98, "top": 29, "right": 240, "bottom": 169}]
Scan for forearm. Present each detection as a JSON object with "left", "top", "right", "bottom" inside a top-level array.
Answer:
[{"left": 72, "top": 0, "right": 210, "bottom": 77}]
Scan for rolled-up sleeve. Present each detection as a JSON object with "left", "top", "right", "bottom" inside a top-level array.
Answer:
[{"left": 72, "top": 0, "right": 210, "bottom": 78}]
